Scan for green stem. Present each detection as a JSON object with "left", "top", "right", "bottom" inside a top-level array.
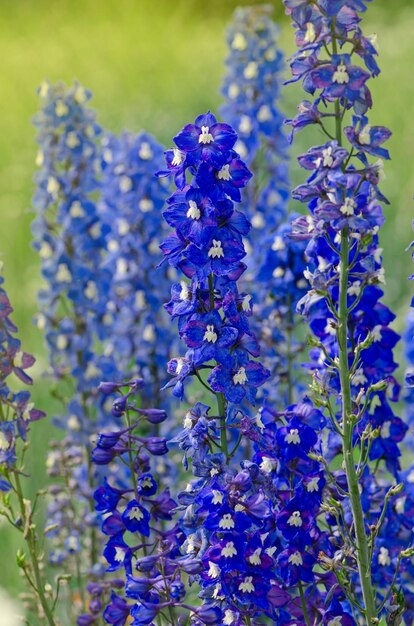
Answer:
[
  {"left": 299, "top": 581, "right": 311, "bottom": 626},
  {"left": 206, "top": 271, "right": 229, "bottom": 462},
  {"left": 329, "top": 25, "right": 378, "bottom": 620},
  {"left": 338, "top": 231, "right": 377, "bottom": 624},
  {"left": 13, "top": 473, "right": 57, "bottom": 626},
  {"left": 208, "top": 273, "right": 215, "bottom": 311},
  {"left": 216, "top": 392, "right": 229, "bottom": 461}
]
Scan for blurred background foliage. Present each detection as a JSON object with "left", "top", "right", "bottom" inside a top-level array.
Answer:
[{"left": 0, "top": 0, "right": 413, "bottom": 598}]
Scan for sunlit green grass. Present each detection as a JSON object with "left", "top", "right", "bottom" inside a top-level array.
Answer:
[{"left": 0, "top": 0, "right": 413, "bottom": 598}]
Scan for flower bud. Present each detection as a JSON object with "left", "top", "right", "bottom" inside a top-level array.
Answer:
[
  {"left": 138, "top": 408, "right": 167, "bottom": 424},
  {"left": 112, "top": 396, "right": 128, "bottom": 417},
  {"left": 143, "top": 437, "right": 168, "bottom": 456}
]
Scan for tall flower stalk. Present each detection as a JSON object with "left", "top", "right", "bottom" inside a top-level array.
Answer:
[
  {"left": 31, "top": 81, "right": 175, "bottom": 619},
  {"left": 0, "top": 265, "right": 60, "bottom": 626},
  {"left": 221, "top": 5, "right": 308, "bottom": 409},
  {"left": 285, "top": 0, "right": 408, "bottom": 622}
]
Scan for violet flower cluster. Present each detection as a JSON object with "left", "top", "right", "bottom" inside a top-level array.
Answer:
[
  {"left": 98, "top": 130, "right": 177, "bottom": 405},
  {"left": 284, "top": 0, "right": 414, "bottom": 622},
  {"left": 31, "top": 82, "right": 176, "bottom": 602},
  {"left": 3, "top": 3, "right": 414, "bottom": 626},
  {"left": 32, "top": 81, "right": 117, "bottom": 575},
  {"left": 0, "top": 266, "right": 59, "bottom": 625},
  {"left": 221, "top": 5, "right": 308, "bottom": 408}
]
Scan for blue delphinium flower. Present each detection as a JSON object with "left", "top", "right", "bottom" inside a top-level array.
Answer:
[
  {"left": 403, "top": 310, "right": 414, "bottom": 444},
  {"left": 284, "top": 0, "right": 413, "bottom": 622},
  {"left": 31, "top": 82, "right": 177, "bottom": 611},
  {"left": 81, "top": 380, "right": 195, "bottom": 626},
  {"left": 98, "top": 130, "right": 177, "bottom": 406},
  {"left": 32, "top": 81, "right": 116, "bottom": 577},
  {"left": 220, "top": 6, "right": 308, "bottom": 408},
  {"left": 0, "top": 265, "right": 60, "bottom": 624}
]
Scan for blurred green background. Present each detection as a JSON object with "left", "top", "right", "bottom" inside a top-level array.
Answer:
[{"left": 0, "top": 0, "right": 413, "bottom": 599}]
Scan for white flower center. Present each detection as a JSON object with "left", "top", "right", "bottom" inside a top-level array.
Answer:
[
  {"left": 223, "top": 610, "right": 239, "bottom": 625},
  {"left": 127, "top": 506, "right": 144, "bottom": 521},
  {"left": 56, "top": 264, "right": 71, "bottom": 283},
  {"left": 119, "top": 175, "right": 132, "bottom": 193},
  {"left": 287, "top": 511, "right": 303, "bottom": 527},
  {"left": 208, "top": 239, "right": 224, "bottom": 259},
  {"left": 285, "top": 428, "right": 301, "bottom": 445},
  {"left": 340, "top": 197, "right": 356, "bottom": 216},
  {"left": 183, "top": 412, "right": 193, "bottom": 429},
  {"left": 114, "top": 547, "right": 126, "bottom": 562},
  {"left": 288, "top": 551, "right": 303, "bottom": 566},
  {"left": 257, "top": 104, "right": 272, "bottom": 122},
  {"left": 70, "top": 201, "right": 85, "bottom": 218},
  {"left": 139, "top": 142, "right": 153, "bottom": 160},
  {"left": 212, "top": 490, "right": 224, "bottom": 505},
  {"left": 322, "top": 146, "right": 334, "bottom": 167},
  {"left": 381, "top": 421, "right": 391, "bottom": 439},
  {"left": 306, "top": 477, "right": 320, "bottom": 493},
  {"left": 244, "top": 61, "right": 258, "bottom": 80},
  {"left": 175, "top": 358, "right": 185, "bottom": 375},
  {"left": 47, "top": 176, "right": 60, "bottom": 195},
  {"left": 333, "top": 62, "right": 349, "bottom": 84},
  {"left": 180, "top": 281, "right": 190, "bottom": 300},
  {"left": 56, "top": 335, "right": 68, "bottom": 350},
  {"left": 359, "top": 125, "right": 371, "bottom": 145},
  {"left": 328, "top": 618, "right": 343, "bottom": 626},
  {"left": 55, "top": 100, "right": 68, "bottom": 117},
  {"left": 378, "top": 547, "right": 391, "bottom": 567},
  {"left": 221, "top": 541, "right": 237, "bottom": 558},
  {"left": 213, "top": 584, "right": 225, "bottom": 600},
  {"left": 217, "top": 164, "right": 231, "bottom": 181},
  {"left": 186, "top": 200, "right": 201, "bottom": 220},
  {"left": 347, "top": 281, "right": 361, "bottom": 296},
  {"left": 260, "top": 457, "right": 276, "bottom": 474},
  {"left": 39, "top": 241, "right": 53, "bottom": 259},
  {"left": 272, "top": 236, "right": 285, "bottom": 251},
  {"left": 219, "top": 513, "right": 234, "bottom": 530},
  {"left": 304, "top": 22, "right": 316, "bottom": 43},
  {"left": 66, "top": 131, "right": 79, "bottom": 148},
  {"left": 139, "top": 198, "right": 153, "bottom": 212},
  {"left": 84, "top": 281, "right": 97, "bottom": 300},
  {"left": 248, "top": 548, "right": 262, "bottom": 565},
  {"left": 242, "top": 294, "right": 252, "bottom": 312},
  {"left": 239, "top": 115, "right": 253, "bottom": 134},
  {"left": 233, "top": 366, "right": 247, "bottom": 385},
  {"left": 251, "top": 213, "right": 265, "bottom": 228},
  {"left": 352, "top": 367, "right": 367, "bottom": 386},
  {"left": 325, "top": 318, "right": 337, "bottom": 336},
  {"left": 203, "top": 324, "right": 218, "bottom": 343},
  {"left": 208, "top": 561, "right": 220, "bottom": 578},
  {"left": 199, "top": 125, "right": 214, "bottom": 144},
  {"left": 0, "top": 431, "right": 8, "bottom": 450},
  {"left": 171, "top": 148, "right": 184, "bottom": 166},
  {"left": 239, "top": 576, "right": 255, "bottom": 593},
  {"left": 273, "top": 267, "right": 285, "bottom": 278},
  {"left": 231, "top": 32, "right": 247, "bottom": 51}
]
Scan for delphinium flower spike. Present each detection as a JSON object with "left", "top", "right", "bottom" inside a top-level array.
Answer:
[
  {"left": 78, "top": 378, "right": 185, "bottom": 626},
  {"left": 221, "top": 5, "right": 308, "bottom": 408},
  {"left": 98, "top": 129, "right": 177, "bottom": 407},
  {"left": 157, "top": 112, "right": 330, "bottom": 625},
  {"left": 32, "top": 82, "right": 174, "bottom": 620},
  {"left": 284, "top": 0, "right": 412, "bottom": 622},
  {"left": 0, "top": 265, "right": 60, "bottom": 626},
  {"left": 32, "top": 81, "right": 114, "bottom": 590}
]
